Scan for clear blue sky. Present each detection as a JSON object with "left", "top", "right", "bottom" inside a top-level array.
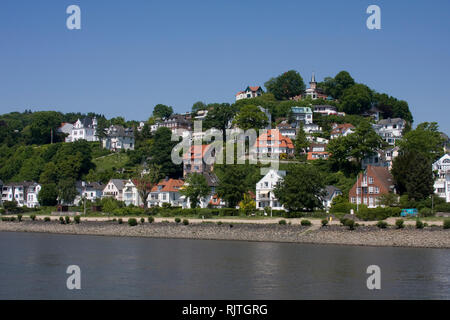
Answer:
[{"left": 1, "top": 0, "right": 449, "bottom": 134}]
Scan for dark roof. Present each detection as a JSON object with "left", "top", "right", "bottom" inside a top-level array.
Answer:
[
  {"left": 106, "top": 125, "right": 134, "bottom": 138},
  {"left": 76, "top": 181, "right": 104, "bottom": 191},
  {"left": 377, "top": 118, "right": 405, "bottom": 125},
  {"left": 79, "top": 117, "right": 95, "bottom": 128},
  {"left": 202, "top": 172, "right": 219, "bottom": 187},
  {"left": 324, "top": 186, "right": 342, "bottom": 202},
  {"left": 3, "top": 181, "right": 38, "bottom": 188}
]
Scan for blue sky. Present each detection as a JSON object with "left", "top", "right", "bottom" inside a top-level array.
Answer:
[{"left": 1, "top": 0, "right": 449, "bottom": 134}]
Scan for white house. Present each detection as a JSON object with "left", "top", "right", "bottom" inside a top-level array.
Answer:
[
  {"left": 323, "top": 186, "right": 342, "bottom": 209},
  {"left": 276, "top": 121, "right": 297, "bottom": 139},
  {"left": 1, "top": 182, "right": 41, "bottom": 208},
  {"left": 74, "top": 181, "right": 104, "bottom": 205},
  {"left": 67, "top": 117, "right": 98, "bottom": 142},
  {"left": 253, "top": 129, "right": 294, "bottom": 159},
  {"left": 313, "top": 105, "right": 344, "bottom": 116},
  {"left": 123, "top": 180, "right": 143, "bottom": 207},
  {"left": 291, "top": 106, "right": 313, "bottom": 126},
  {"left": 235, "top": 86, "right": 263, "bottom": 101},
  {"left": 102, "top": 179, "right": 126, "bottom": 201},
  {"left": 102, "top": 125, "right": 135, "bottom": 151},
  {"left": 58, "top": 123, "right": 74, "bottom": 141},
  {"left": 147, "top": 178, "right": 185, "bottom": 207},
  {"left": 433, "top": 154, "right": 450, "bottom": 203},
  {"left": 255, "top": 170, "right": 286, "bottom": 211},
  {"left": 330, "top": 123, "right": 355, "bottom": 139},
  {"left": 372, "top": 118, "right": 406, "bottom": 145}
]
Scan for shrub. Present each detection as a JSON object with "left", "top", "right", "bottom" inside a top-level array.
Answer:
[
  {"left": 128, "top": 218, "right": 138, "bottom": 226},
  {"left": 17, "top": 214, "right": 23, "bottom": 222},
  {"left": 395, "top": 219, "right": 404, "bottom": 229},
  {"left": 182, "top": 219, "right": 189, "bottom": 226},
  {"left": 300, "top": 219, "right": 312, "bottom": 226},
  {"left": 345, "top": 219, "right": 355, "bottom": 230},
  {"left": 444, "top": 219, "right": 450, "bottom": 230},
  {"left": 357, "top": 207, "right": 402, "bottom": 221},
  {"left": 148, "top": 217, "right": 154, "bottom": 223},
  {"left": 339, "top": 217, "right": 348, "bottom": 226},
  {"left": 140, "top": 217, "right": 145, "bottom": 224},
  {"left": 278, "top": 219, "right": 287, "bottom": 225},
  {"left": 59, "top": 217, "right": 65, "bottom": 224},
  {"left": 175, "top": 217, "right": 181, "bottom": 224},
  {"left": 321, "top": 219, "right": 329, "bottom": 227},
  {"left": 376, "top": 221, "right": 388, "bottom": 229},
  {"left": 435, "top": 203, "right": 450, "bottom": 213},
  {"left": 118, "top": 218, "right": 123, "bottom": 224},
  {"left": 30, "top": 214, "right": 36, "bottom": 221},
  {"left": 74, "top": 216, "right": 81, "bottom": 224},
  {"left": 217, "top": 221, "right": 223, "bottom": 225},
  {"left": 419, "top": 207, "right": 433, "bottom": 217},
  {"left": 330, "top": 201, "right": 357, "bottom": 214},
  {"left": 44, "top": 217, "right": 51, "bottom": 222},
  {"left": 65, "top": 216, "right": 71, "bottom": 224},
  {"left": 414, "top": 219, "right": 423, "bottom": 229}
]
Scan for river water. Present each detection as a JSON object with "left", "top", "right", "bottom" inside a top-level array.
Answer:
[{"left": 0, "top": 232, "right": 449, "bottom": 299}]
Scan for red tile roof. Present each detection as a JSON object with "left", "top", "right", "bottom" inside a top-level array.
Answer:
[
  {"left": 183, "top": 144, "right": 211, "bottom": 160},
  {"left": 254, "top": 129, "right": 294, "bottom": 149},
  {"left": 151, "top": 178, "right": 185, "bottom": 193}
]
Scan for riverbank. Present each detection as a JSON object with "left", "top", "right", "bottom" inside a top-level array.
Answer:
[{"left": 1, "top": 219, "right": 449, "bottom": 248}]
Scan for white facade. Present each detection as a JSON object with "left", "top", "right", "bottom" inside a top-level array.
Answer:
[
  {"left": 123, "top": 180, "right": 143, "bottom": 207},
  {"left": 67, "top": 117, "right": 98, "bottom": 142},
  {"left": 373, "top": 118, "right": 406, "bottom": 146},
  {"left": 74, "top": 181, "right": 104, "bottom": 205},
  {"left": 255, "top": 170, "right": 286, "bottom": 211},
  {"left": 433, "top": 154, "right": 450, "bottom": 203},
  {"left": 235, "top": 86, "right": 263, "bottom": 101},
  {"left": 291, "top": 107, "right": 313, "bottom": 125},
  {"left": 102, "top": 179, "right": 125, "bottom": 201},
  {"left": 102, "top": 125, "right": 135, "bottom": 151},
  {"left": 1, "top": 182, "right": 41, "bottom": 208}
]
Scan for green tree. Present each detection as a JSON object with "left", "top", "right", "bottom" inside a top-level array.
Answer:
[
  {"left": 239, "top": 193, "right": 256, "bottom": 215},
  {"left": 39, "top": 162, "right": 59, "bottom": 184},
  {"left": 181, "top": 173, "right": 210, "bottom": 208},
  {"left": 233, "top": 105, "right": 268, "bottom": 131},
  {"left": 153, "top": 104, "right": 173, "bottom": 119},
  {"left": 294, "top": 123, "right": 309, "bottom": 159},
  {"left": 204, "top": 103, "right": 236, "bottom": 142},
  {"left": 264, "top": 70, "right": 306, "bottom": 100},
  {"left": 274, "top": 164, "right": 326, "bottom": 212},
  {"left": 57, "top": 179, "right": 78, "bottom": 205},
  {"left": 346, "top": 120, "right": 384, "bottom": 164},
  {"left": 319, "top": 71, "right": 355, "bottom": 99},
  {"left": 38, "top": 183, "right": 58, "bottom": 206},
  {"left": 340, "top": 84, "right": 373, "bottom": 115},
  {"left": 397, "top": 122, "right": 444, "bottom": 162},
  {"left": 392, "top": 151, "right": 434, "bottom": 201},
  {"left": 149, "top": 127, "right": 182, "bottom": 178},
  {"left": 192, "top": 101, "right": 207, "bottom": 114}
]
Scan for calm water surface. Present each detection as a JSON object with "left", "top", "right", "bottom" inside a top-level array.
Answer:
[{"left": 0, "top": 232, "right": 449, "bottom": 299}]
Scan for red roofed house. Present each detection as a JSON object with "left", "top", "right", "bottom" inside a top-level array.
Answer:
[
  {"left": 147, "top": 178, "right": 185, "bottom": 207},
  {"left": 183, "top": 144, "right": 216, "bottom": 177},
  {"left": 349, "top": 165, "right": 395, "bottom": 208},
  {"left": 235, "top": 86, "right": 263, "bottom": 101},
  {"left": 307, "top": 143, "right": 330, "bottom": 161},
  {"left": 330, "top": 123, "right": 355, "bottom": 139},
  {"left": 253, "top": 129, "right": 294, "bottom": 158}
]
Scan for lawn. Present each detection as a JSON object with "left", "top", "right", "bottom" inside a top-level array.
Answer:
[{"left": 93, "top": 153, "right": 129, "bottom": 172}]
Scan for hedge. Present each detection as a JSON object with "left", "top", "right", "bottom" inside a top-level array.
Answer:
[{"left": 356, "top": 207, "right": 402, "bottom": 221}]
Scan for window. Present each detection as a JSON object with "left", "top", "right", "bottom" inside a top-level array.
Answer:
[
  {"left": 375, "top": 187, "right": 380, "bottom": 194},
  {"left": 369, "top": 177, "right": 374, "bottom": 184}
]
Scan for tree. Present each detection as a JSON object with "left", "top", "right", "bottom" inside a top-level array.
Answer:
[
  {"left": 294, "top": 123, "right": 309, "bottom": 159},
  {"left": 377, "top": 193, "right": 399, "bottom": 207},
  {"left": 233, "top": 105, "right": 268, "bottom": 131},
  {"left": 149, "top": 127, "right": 182, "bottom": 178},
  {"left": 346, "top": 120, "right": 384, "bottom": 164},
  {"left": 319, "top": 71, "right": 355, "bottom": 99},
  {"left": 192, "top": 101, "right": 207, "bottom": 114},
  {"left": 57, "top": 179, "right": 78, "bottom": 205},
  {"left": 21, "top": 111, "right": 64, "bottom": 145},
  {"left": 39, "top": 162, "right": 58, "bottom": 184},
  {"left": 134, "top": 164, "right": 162, "bottom": 208},
  {"left": 274, "top": 164, "right": 326, "bottom": 212},
  {"left": 264, "top": 70, "right": 306, "bottom": 100},
  {"left": 203, "top": 103, "right": 236, "bottom": 142},
  {"left": 38, "top": 183, "right": 58, "bottom": 206},
  {"left": 391, "top": 151, "right": 434, "bottom": 201},
  {"left": 397, "top": 122, "right": 444, "bottom": 162},
  {"left": 340, "top": 84, "right": 373, "bottom": 115},
  {"left": 153, "top": 104, "right": 173, "bottom": 119},
  {"left": 181, "top": 173, "right": 210, "bottom": 208},
  {"left": 216, "top": 164, "right": 259, "bottom": 208},
  {"left": 239, "top": 193, "right": 256, "bottom": 215}
]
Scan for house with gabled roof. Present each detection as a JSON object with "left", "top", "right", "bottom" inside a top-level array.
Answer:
[
  {"left": 102, "top": 125, "right": 135, "bottom": 151},
  {"left": 102, "top": 179, "right": 127, "bottom": 201},
  {"left": 330, "top": 123, "right": 355, "bottom": 139},
  {"left": 253, "top": 129, "right": 294, "bottom": 158},
  {"left": 183, "top": 144, "right": 216, "bottom": 177},
  {"left": 67, "top": 117, "right": 98, "bottom": 142},
  {"left": 349, "top": 165, "right": 395, "bottom": 208},
  {"left": 432, "top": 154, "right": 450, "bottom": 203},
  {"left": 147, "top": 178, "right": 185, "bottom": 207},
  {"left": 255, "top": 169, "right": 286, "bottom": 211},
  {"left": 235, "top": 86, "right": 263, "bottom": 101},
  {"left": 1, "top": 181, "right": 41, "bottom": 208}
]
